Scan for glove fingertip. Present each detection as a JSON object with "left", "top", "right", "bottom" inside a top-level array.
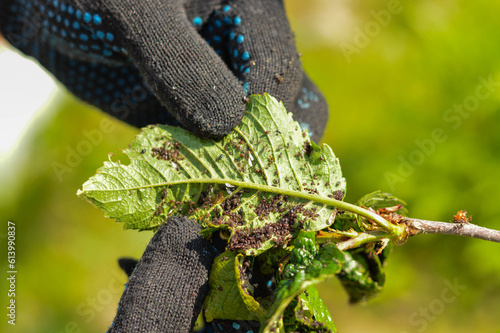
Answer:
[
  {"left": 187, "top": 97, "right": 247, "bottom": 139},
  {"left": 117, "top": 257, "right": 138, "bottom": 278}
]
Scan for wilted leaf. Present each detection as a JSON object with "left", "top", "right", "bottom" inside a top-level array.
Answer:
[
  {"left": 204, "top": 251, "right": 265, "bottom": 322},
  {"left": 335, "top": 245, "right": 390, "bottom": 304}
]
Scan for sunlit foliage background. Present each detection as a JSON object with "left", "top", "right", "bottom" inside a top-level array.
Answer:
[{"left": 1, "top": 0, "right": 499, "bottom": 331}]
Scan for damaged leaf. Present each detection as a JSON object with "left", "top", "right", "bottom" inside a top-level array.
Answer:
[
  {"left": 336, "top": 245, "right": 390, "bottom": 304},
  {"left": 204, "top": 251, "right": 265, "bottom": 322},
  {"left": 78, "top": 94, "right": 346, "bottom": 256},
  {"left": 284, "top": 286, "right": 337, "bottom": 332}
]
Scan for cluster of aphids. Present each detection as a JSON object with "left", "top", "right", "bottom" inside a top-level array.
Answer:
[
  {"left": 151, "top": 140, "right": 183, "bottom": 164},
  {"left": 228, "top": 203, "right": 304, "bottom": 253}
]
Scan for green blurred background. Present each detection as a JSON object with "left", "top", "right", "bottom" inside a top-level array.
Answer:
[{"left": 1, "top": 0, "right": 500, "bottom": 331}]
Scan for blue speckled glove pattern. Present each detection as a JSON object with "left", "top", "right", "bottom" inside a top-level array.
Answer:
[{"left": 1, "top": 0, "right": 329, "bottom": 140}]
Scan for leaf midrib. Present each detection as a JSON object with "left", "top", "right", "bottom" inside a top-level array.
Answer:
[
  {"left": 81, "top": 177, "right": 348, "bottom": 215},
  {"left": 79, "top": 176, "right": 402, "bottom": 234}
]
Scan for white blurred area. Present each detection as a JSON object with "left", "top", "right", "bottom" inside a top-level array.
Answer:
[{"left": 0, "top": 43, "right": 61, "bottom": 164}]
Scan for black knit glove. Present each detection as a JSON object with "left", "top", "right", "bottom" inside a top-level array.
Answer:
[
  {"left": 0, "top": 0, "right": 328, "bottom": 140},
  {"left": 112, "top": 217, "right": 262, "bottom": 333},
  {"left": 1, "top": 1, "right": 330, "bottom": 331},
  {"left": 109, "top": 217, "right": 217, "bottom": 332}
]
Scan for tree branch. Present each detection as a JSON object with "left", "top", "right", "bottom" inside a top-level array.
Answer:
[{"left": 405, "top": 218, "right": 500, "bottom": 243}]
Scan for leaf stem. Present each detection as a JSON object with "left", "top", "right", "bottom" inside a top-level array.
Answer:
[
  {"left": 316, "top": 230, "right": 393, "bottom": 251},
  {"left": 405, "top": 218, "right": 500, "bottom": 243},
  {"left": 336, "top": 231, "right": 392, "bottom": 251}
]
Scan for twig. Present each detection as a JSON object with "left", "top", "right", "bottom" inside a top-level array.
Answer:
[{"left": 405, "top": 218, "right": 500, "bottom": 243}]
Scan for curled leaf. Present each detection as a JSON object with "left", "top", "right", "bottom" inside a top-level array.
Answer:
[{"left": 204, "top": 251, "right": 265, "bottom": 322}]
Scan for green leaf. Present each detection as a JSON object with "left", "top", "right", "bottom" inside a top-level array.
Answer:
[
  {"left": 78, "top": 94, "right": 346, "bottom": 256},
  {"left": 284, "top": 286, "right": 337, "bottom": 332},
  {"left": 356, "top": 190, "right": 408, "bottom": 215},
  {"left": 335, "top": 245, "right": 390, "bottom": 304},
  {"left": 204, "top": 251, "right": 265, "bottom": 322},
  {"left": 330, "top": 191, "right": 399, "bottom": 304},
  {"left": 257, "top": 247, "right": 291, "bottom": 275},
  {"left": 262, "top": 230, "right": 344, "bottom": 333},
  {"left": 333, "top": 190, "right": 408, "bottom": 232}
]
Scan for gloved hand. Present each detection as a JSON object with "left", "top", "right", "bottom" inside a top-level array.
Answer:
[
  {"left": 109, "top": 217, "right": 216, "bottom": 332},
  {"left": 1, "top": 1, "right": 330, "bottom": 331},
  {"left": 112, "top": 217, "right": 261, "bottom": 333},
  {"left": 0, "top": 0, "right": 328, "bottom": 141}
]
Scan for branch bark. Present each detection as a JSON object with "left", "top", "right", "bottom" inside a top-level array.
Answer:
[{"left": 405, "top": 218, "right": 500, "bottom": 243}]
